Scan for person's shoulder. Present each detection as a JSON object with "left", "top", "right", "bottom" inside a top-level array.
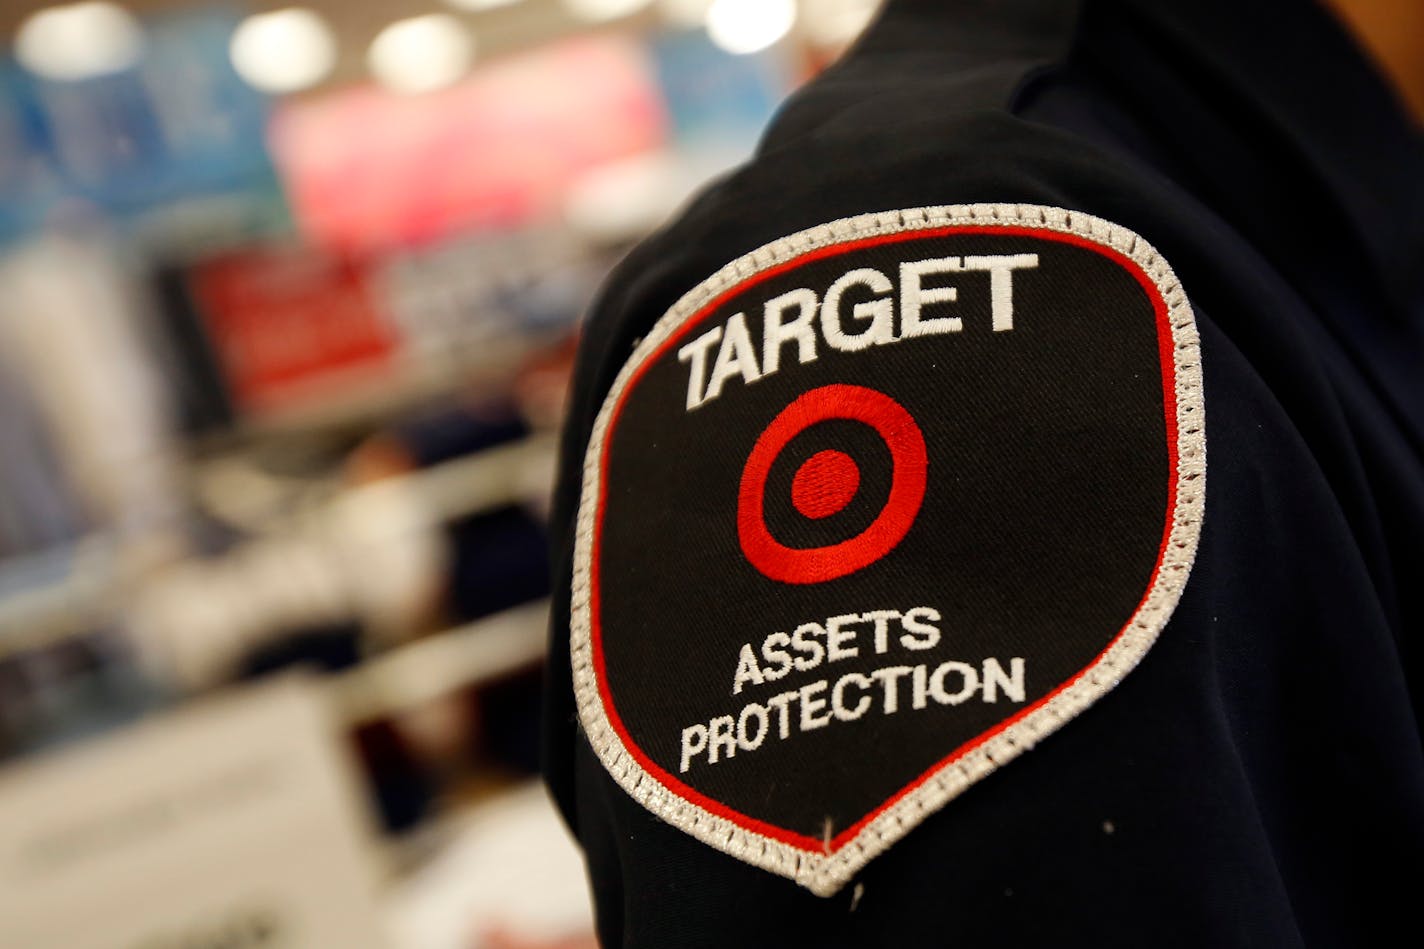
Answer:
[
  {"left": 577, "top": 102, "right": 1168, "bottom": 401},
  {"left": 556, "top": 95, "right": 1211, "bottom": 894}
]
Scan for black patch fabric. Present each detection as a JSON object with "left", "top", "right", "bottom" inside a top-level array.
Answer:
[{"left": 570, "top": 205, "right": 1205, "bottom": 895}]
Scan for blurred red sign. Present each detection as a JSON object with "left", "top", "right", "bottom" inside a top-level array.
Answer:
[
  {"left": 269, "top": 35, "right": 667, "bottom": 251},
  {"left": 190, "top": 248, "right": 398, "bottom": 416}
]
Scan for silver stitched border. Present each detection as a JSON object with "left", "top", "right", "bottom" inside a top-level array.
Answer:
[{"left": 568, "top": 203, "right": 1207, "bottom": 897}]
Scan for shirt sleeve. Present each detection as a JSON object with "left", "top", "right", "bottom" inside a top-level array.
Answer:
[{"left": 542, "top": 110, "right": 1424, "bottom": 948}]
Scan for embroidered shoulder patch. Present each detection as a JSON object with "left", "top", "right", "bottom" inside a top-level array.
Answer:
[{"left": 570, "top": 204, "right": 1205, "bottom": 895}]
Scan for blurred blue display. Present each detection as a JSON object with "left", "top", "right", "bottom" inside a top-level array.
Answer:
[
  {"left": 649, "top": 29, "right": 793, "bottom": 157},
  {"left": 0, "top": 8, "right": 282, "bottom": 245}
]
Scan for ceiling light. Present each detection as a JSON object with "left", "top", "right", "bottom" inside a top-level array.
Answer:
[
  {"left": 444, "top": 0, "right": 524, "bottom": 10},
  {"left": 15, "top": 2, "right": 144, "bottom": 82},
  {"left": 229, "top": 8, "right": 336, "bottom": 95},
  {"left": 562, "top": 0, "right": 654, "bottom": 24},
  {"left": 368, "top": 14, "right": 474, "bottom": 95},
  {"left": 706, "top": 0, "right": 796, "bottom": 55}
]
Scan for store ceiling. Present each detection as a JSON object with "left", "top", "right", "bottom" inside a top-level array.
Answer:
[{"left": 0, "top": 1, "right": 649, "bottom": 90}]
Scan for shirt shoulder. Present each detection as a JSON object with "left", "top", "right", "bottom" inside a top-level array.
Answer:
[{"left": 546, "top": 29, "right": 1424, "bottom": 944}]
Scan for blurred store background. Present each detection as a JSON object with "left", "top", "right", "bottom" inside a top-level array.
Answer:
[{"left": 0, "top": 1, "right": 879, "bottom": 946}]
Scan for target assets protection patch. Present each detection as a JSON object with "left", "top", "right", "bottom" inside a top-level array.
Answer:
[{"left": 570, "top": 204, "right": 1206, "bottom": 895}]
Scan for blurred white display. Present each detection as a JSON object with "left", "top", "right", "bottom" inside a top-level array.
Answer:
[
  {"left": 229, "top": 8, "right": 337, "bottom": 95},
  {"left": 0, "top": 677, "right": 386, "bottom": 949},
  {"left": 14, "top": 1, "right": 144, "bottom": 82},
  {"left": 0, "top": 232, "right": 182, "bottom": 558},
  {"left": 386, "top": 783, "right": 594, "bottom": 949},
  {"left": 368, "top": 13, "right": 477, "bottom": 94}
]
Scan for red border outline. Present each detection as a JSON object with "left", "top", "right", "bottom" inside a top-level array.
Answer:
[
  {"left": 738, "top": 384, "right": 927, "bottom": 584},
  {"left": 588, "top": 224, "right": 1181, "bottom": 855}
]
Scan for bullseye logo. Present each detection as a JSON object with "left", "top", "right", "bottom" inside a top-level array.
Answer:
[{"left": 737, "top": 384, "right": 927, "bottom": 584}]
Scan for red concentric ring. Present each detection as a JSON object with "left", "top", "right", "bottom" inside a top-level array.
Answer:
[{"left": 737, "top": 384, "right": 927, "bottom": 584}]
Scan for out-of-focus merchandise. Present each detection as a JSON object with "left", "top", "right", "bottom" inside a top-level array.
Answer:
[
  {"left": 0, "top": 226, "right": 183, "bottom": 557},
  {"left": 154, "top": 225, "right": 609, "bottom": 433},
  {"left": 0, "top": 357, "right": 83, "bottom": 562},
  {"left": 0, "top": 0, "right": 836, "bottom": 943},
  {"left": 0, "top": 226, "right": 180, "bottom": 761}
]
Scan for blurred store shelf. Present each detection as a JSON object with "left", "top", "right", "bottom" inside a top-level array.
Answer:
[
  {"left": 0, "top": 436, "right": 556, "bottom": 671},
  {"left": 332, "top": 599, "right": 549, "bottom": 728}
]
